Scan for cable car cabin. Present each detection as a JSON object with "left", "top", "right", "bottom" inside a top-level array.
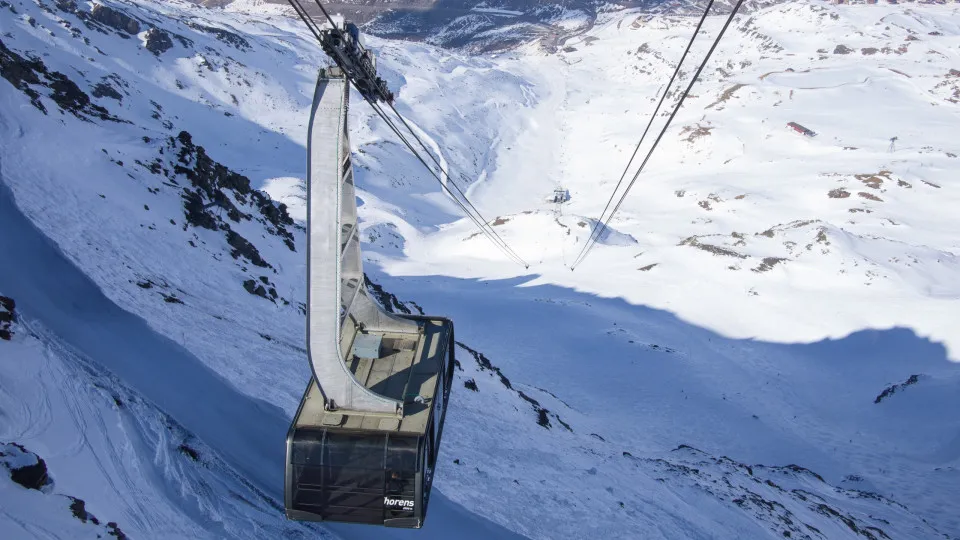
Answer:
[
  {"left": 286, "top": 63, "right": 451, "bottom": 529},
  {"left": 285, "top": 316, "right": 455, "bottom": 528}
]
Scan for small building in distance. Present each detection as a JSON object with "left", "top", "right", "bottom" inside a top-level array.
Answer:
[{"left": 787, "top": 122, "right": 817, "bottom": 137}]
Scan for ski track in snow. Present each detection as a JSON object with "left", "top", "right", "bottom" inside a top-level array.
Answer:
[{"left": 2, "top": 0, "right": 960, "bottom": 538}]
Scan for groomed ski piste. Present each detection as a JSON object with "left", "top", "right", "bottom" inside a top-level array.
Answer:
[{"left": 1, "top": 0, "right": 959, "bottom": 538}]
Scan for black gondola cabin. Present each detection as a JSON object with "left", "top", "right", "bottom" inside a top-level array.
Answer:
[
  {"left": 285, "top": 316, "right": 455, "bottom": 528},
  {"left": 284, "top": 30, "right": 453, "bottom": 530}
]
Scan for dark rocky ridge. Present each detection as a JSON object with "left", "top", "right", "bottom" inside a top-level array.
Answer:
[
  {"left": 90, "top": 3, "right": 141, "bottom": 35},
  {"left": 145, "top": 27, "right": 174, "bottom": 55},
  {"left": 92, "top": 80, "right": 123, "bottom": 101},
  {"left": 0, "top": 38, "right": 124, "bottom": 122},
  {"left": 156, "top": 131, "right": 298, "bottom": 300},
  {"left": 2, "top": 442, "right": 128, "bottom": 538},
  {"left": 166, "top": 130, "right": 297, "bottom": 249},
  {"left": 0, "top": 295, "right": 15, "bottom": 340},
  {"left": 874, "top": 374, "right": 922, "bottom": 404},
  {"left": 1, "top": 442, "right": 52, "bottom": 491},
  {"left": 186, "top": 21, "right": 251, "bottom": 51}
]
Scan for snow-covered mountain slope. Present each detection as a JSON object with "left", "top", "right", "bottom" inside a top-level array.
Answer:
[
  {"left": 227, "top": 0, "right": 777, "bottom": 53},
  {"left": 2, "top": 0, "right": 959, "bottom": 538}
]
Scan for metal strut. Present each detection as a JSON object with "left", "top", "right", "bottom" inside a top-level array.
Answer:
[{"left": 307, "top": 67, "right": 417, "bottom": 416}]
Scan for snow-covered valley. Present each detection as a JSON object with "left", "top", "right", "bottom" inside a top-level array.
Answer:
[{"left": 2, "top": 0, "right": 959, "bottom": 538}]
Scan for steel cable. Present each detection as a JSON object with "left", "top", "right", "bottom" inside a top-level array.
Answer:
[
  {"left": 572, "top": 0, "right": 745, "bottom": 269},
  {"left": 572, "top": 0, "right": 716, "bottom": 268}
]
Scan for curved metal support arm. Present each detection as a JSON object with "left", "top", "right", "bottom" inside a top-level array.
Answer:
[{"left": 306, "top": 69, "right": 417, "bottom": 415}]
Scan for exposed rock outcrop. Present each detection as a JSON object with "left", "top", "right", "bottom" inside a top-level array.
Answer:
[
  {"left": 90, "top": 4, "right": 140, "bottom": 35},
  {"left": 144, "top": 27, "right": 174, "bottom": 56},
  {"left": 1, "top": 442, "right": 52, "bottom": 491},
  {"left": 0, "top": 295, "right": 15, "bottom": 340},
  {"left": 0, "top": 38, "right": 123, "bottom": 122}
]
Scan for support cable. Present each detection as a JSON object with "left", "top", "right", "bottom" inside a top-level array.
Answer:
[
  {"left": 383, "top": 100, "right": 528, "bottom": 267},
  {"left": 286, "top": 0, "right": 324, "bottom": 41},
  {"left": 284, "top": 0, "right": 529, "bottom": 267},
  {"left": 309, "top": 0, "right": 338, "bottom": 27},
  {"left": 571, "top": 0, "right": 745, "bottom": 270},
  {"left": 366, "top": 98, "right": 530, "bottom": 268},
  {"left": 572, "top": 0, "right": 715, "bottom": 269}
]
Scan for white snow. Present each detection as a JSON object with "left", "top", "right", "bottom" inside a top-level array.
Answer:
[{"left": 2, "top": 0, "right": 959, "bottom": 538}]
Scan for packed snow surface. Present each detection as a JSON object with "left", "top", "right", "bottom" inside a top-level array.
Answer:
[{"left": 1, "top": 0, "right": 959, "bottom": 538}]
